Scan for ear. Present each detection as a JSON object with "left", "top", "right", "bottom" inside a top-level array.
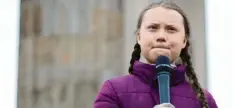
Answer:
[
  {"left": 182, "top": 38, "right": 187, "bottom": 48},
  {"left": 136, "top": 31, "right": 141, "bottom": 44}
]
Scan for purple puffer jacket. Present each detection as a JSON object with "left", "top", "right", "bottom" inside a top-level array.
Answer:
[{"left": 94, "top": 60, "right": 218, "bottom": 108}]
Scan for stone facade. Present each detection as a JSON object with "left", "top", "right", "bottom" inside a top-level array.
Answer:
[{"left": 18, "top": 0, "right": 124, "bottom": 108}]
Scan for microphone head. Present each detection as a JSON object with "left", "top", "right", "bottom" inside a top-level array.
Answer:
[
  {"left": 155, "top": 55, "right": 170, "bottom": 66},
  {"left": 155, "top": 56, "right": 171, "bottom": 74}
]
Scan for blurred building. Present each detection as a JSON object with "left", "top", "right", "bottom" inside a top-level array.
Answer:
[{"left": 18, "top": 0, "right": 207, "bottom": 108}]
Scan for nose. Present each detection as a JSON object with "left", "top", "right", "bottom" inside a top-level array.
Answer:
[
  {"left": 156, "top": 30, "right": 167, "bottom": 43},
  {"left": 156, "top": 37, "right": 166, "bottom": 42}
]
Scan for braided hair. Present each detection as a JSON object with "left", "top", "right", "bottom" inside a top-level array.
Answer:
[{"left": 128, "top": 1, "right": 208, "bottom": 107}]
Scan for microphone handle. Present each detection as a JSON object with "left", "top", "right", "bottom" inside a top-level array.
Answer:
[{"left": 157, "top": 71, "right": 170, "bottom": 103}]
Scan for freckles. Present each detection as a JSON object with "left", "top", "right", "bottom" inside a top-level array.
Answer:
[
  {"left": 168, "top": 40, "right": 175, "bottom": 48},
  {"left": 170, "top": 42, "right": 176, "bottom": 48},
  {"left": 147, "top": 41, "right": 153, "bottom": 48}
]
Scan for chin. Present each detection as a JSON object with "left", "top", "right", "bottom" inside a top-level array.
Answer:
[
  {"left": 145, "top": 56, "right": 158, "bottom": 64},
  {"left": 148, "top": 56, "right": 172, "bottom": 64}
]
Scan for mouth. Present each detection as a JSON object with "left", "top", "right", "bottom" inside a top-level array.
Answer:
[{"left": 152, "top": 45, "right": 170, "bottom": 49}]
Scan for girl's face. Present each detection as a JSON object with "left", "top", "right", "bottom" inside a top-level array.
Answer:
[{"left": 137, "top": 7, "right": 187, "bottom": 64}]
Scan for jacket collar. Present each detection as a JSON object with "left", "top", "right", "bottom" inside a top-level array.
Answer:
[{"left": 132, "top": 60, "right": 186, "bottom": 88}]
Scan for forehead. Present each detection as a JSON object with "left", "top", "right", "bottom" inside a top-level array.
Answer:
[{"left": 142, "top": 7, "right": 184, "bottom": 26}]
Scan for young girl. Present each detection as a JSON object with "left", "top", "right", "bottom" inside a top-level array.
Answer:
[{"left": 93, "top": 1, "right": 218, "bottom": 108}]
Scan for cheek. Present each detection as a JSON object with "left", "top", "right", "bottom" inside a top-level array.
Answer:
[
  {"left": 139, "top": 41, "right": 153, "bottom": 60},
  {"left": 169, "top": 40, "right": 184, "bottom": 55},
  {"left": 169, "top": 35, "right": 185, "bottom": 48},
  {"left": 140, "top": 41, "right": 152, "bottom": 55},
  {"left": 139, "top": 36, "right": 154, "bottom": 50}
]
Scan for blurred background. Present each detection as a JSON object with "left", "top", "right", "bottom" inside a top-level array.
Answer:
[
  {"left": 17, "top": 0, "right": 207, "bottom": 108},
  {"left": 18, "top": 0, "right": 208, "bottom": 108},
  {"left": 1, "top": 0, "right": 233, "bottom": 108}
]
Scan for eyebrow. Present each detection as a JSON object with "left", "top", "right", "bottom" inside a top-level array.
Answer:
[{"left": 149, "top": 22, "right": 178, "bottom": 27}]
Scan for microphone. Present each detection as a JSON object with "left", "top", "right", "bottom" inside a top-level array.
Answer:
[{"left": 155, "top": 55, "right": 171, "bottom": 104}]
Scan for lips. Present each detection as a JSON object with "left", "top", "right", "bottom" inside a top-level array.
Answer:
[{"left": 153, "top": 45, "right": 170, "bottom": 49}]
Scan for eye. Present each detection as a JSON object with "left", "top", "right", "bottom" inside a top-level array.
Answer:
[
  {"left": 166, "top": 26, "right": 178, "bottom": 33},
  {"left": 148, "top": 24, "right": 159, "bottom": 31}
]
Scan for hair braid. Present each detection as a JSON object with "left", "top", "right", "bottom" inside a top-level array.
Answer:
[
  {"left": 180, "top": 41, "right": 209, "bottom": 108},
  {"left": 128, "top": 43, "right": 141, "bottom": 74}
]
